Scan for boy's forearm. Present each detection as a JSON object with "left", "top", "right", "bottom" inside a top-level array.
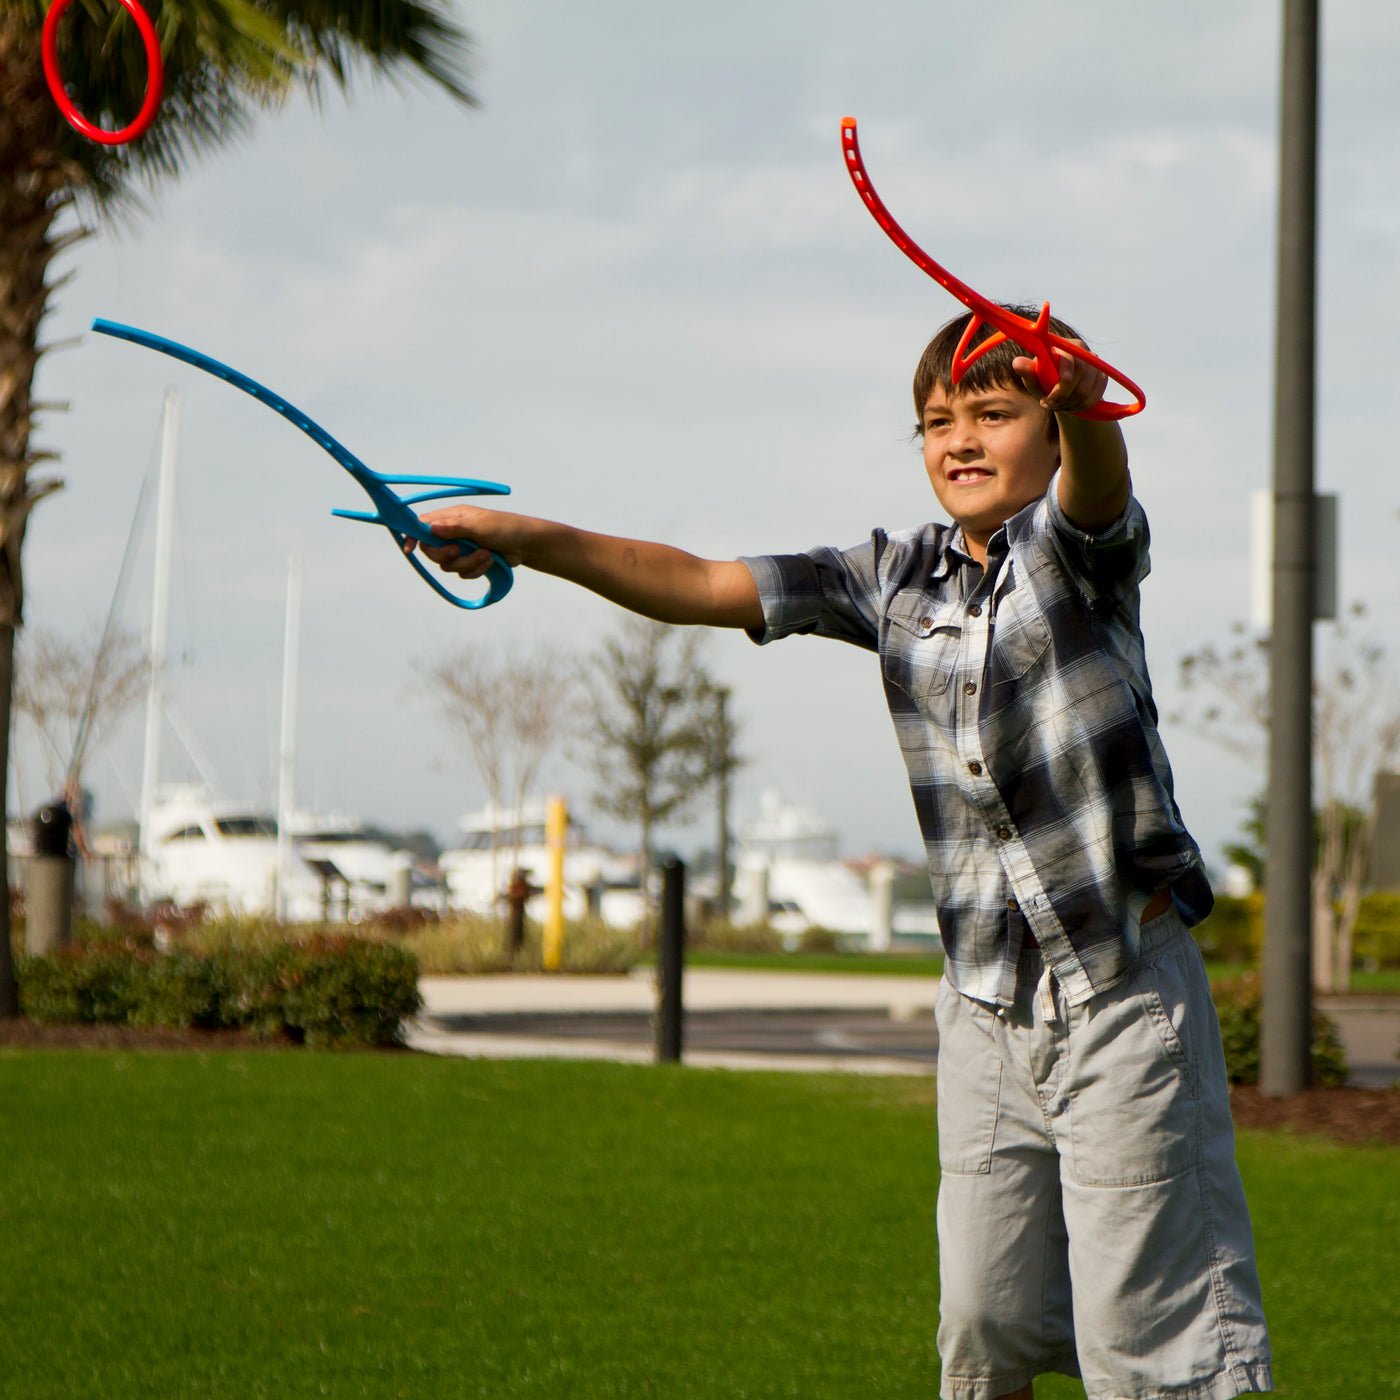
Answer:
[
  {"left": 418, "top": 503, "right": 763, "bottom": 626},
  {"left": 519, "top": 519, "right": 760, "bottom": 627},
  {"left": 1056, "top": 414, "right": 1130, "bottom": 531}
]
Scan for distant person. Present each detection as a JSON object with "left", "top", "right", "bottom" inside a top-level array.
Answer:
[{"left": 411, "top": 313, "right": 1272, "bottom": 1400}]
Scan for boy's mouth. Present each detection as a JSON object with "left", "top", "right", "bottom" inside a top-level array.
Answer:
[{"left": 948, "top": 467, "right": 992, "bottom": 484}]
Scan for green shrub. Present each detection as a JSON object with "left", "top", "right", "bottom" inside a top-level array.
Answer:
[
  {"left": 266, "top": 937, "right": 423, "bottom": 1047},
  {"left": 1353, "top": 893, "right": 1400, "bottom": 969},
  {"left": 690, "top": 921, "right": 784, "bottom": 954},
  {"left": 20, "top": 944, "right": 151, "bottom": 1024},
  {"left": 1191, "top": 894, "right": 1263, "bottom": 964},
  {"left": 1212, "top": 974, "right": 1348, "bottom": 1087},
  {"left": 17, "top": 938, "right": 421, "bottom": 1047}
]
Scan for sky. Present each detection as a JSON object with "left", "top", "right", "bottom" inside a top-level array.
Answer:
[{"left": 17, "top": 0, "right": 1400, "bottom": 870}]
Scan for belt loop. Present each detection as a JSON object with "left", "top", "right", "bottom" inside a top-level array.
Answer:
[{"left": 1037, "top": 964, "right": 1059, "bottom": 1025}]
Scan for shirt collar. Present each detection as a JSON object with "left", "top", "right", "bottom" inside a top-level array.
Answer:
[
  {"left": 933, "top": 521, "right": 1008, "bottom": 583},
  {"left": 931, "top": 523, "right": 976, "bottom": 582}
]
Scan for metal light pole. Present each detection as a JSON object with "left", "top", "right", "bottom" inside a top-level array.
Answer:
[{"left": 1261, "top": 0, "right": 1319, "bottom": 1096}]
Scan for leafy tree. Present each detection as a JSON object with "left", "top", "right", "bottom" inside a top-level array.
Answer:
[
  {"left": 1221, "top": 795, "right": 1266, "bottom": 892},
  {"left": 1171, "top": 606, "right": 1400, "bottom": 992},
  {"left": 0, "top": 0, "right": 475, "bottom": 1015},
  {"left": 586, "top": 617, "right": 718, "bottom": 918},
  {"left": 706, "top": 681, "right": 743, "bottom": 920}
]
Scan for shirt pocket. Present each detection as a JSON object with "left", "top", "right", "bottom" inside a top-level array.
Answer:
[
  {"left": 881, "top": 591, "right": 961, "bottom": 700},
  {"left": 988, "top": 600, "right": 1051, "bottom": 681}
]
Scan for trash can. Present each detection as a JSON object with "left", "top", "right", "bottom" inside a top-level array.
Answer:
[{"left": 27, "top": 801, "right": 75, "bottom": 956}]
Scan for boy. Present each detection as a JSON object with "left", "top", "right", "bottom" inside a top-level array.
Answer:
[{"left": 414, "top": 309, "right": 1272, "bottom": 1400}]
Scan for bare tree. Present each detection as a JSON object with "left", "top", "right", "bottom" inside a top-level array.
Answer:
[
  {"left": 420, "top": 642, "right": 576, "bottom": 917},
  {"left": 14, "top": 623, "right": 146, "bottom": 802},
  {"left": 1171, "top": 605, "right": 1400, "bottom": 992},
  {"left": 706, "top": 683, "right": 745, "bottom": 920},
  {"left": 586, "top": 618, "right": 718, "bottom": 915}
]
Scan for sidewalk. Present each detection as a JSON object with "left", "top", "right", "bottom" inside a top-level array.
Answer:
[
  {"left": 408, "top": 969, "right": 942, "bottom": 1075},
  {"left": 409, "top": 970, "right": 1400, "bottom": 1087},
  {"left": 1316, "top": 996, "right": 1400, "bottom": 1089}
]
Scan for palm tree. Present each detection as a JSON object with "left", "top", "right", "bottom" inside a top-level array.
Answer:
[{"left": 0, "top": 0, "right": 475, "bottom": 1015}]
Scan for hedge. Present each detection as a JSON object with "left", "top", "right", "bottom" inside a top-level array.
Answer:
[
  {"left": 17, "top": 937, "right": 422, "bottom": 1048},
  {"left": 1193, "top": 891, "right": 1400, "bottom": 969},
  {"left": 1212, "top": 973, "right": 1348, "bottom": 1087}
]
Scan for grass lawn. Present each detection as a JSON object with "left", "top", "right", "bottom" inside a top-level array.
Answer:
[{"left": 1, "top": 1052, "right": 1395, "bottom": 1398}]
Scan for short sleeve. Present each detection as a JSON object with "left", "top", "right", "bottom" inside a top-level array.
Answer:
[
  {"left": 1035, "top": 470, "right": 1151, "bottom": 598},
  {"left": 739, "top": 536, "right": 885, "bottom": 652}
]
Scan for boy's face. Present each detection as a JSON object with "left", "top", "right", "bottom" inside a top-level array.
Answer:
[{"left": 921, "top": 381, "right": 1059, "bottom": 548}]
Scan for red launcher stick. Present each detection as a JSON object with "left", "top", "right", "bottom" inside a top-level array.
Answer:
[{"left": 840, "top": 117, "right": 1145, "bottom": 421}]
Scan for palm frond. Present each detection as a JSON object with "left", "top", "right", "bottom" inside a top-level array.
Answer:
[{"left": 6, "top": 0, "right": 475, "bottom": 216}]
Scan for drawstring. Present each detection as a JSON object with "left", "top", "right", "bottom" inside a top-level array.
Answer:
[{"left": 1036, "top": 963, "right": 1059, "bottom": 1025}]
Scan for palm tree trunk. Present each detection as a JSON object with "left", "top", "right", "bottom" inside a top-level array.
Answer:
[{"left": 2, "top": 15, "right": 78, "bottom": 1016}]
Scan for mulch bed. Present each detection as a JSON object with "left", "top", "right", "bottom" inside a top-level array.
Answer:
[
  {"left": 0, "top": 1018, "right": 413, "bottom": 1054},
  {"left": 1229, "top": 1085, "right": 1400, "bottom": 1146}
]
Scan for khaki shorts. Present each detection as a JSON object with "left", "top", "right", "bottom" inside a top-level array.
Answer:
[{"left": 933, "top": 909, "right": 1273, "bottom": 1400}]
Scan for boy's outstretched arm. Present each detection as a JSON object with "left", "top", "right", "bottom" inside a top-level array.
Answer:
[
  {"left": 411, "top": 504, "right": 764, "bottom": 629},
  {"left": 1016, "top": 345, "right": 1131, "bottom": 531}
]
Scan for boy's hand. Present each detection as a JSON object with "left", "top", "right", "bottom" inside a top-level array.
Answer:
[
  {"left": 1013, "top": 343, "right": 1107, "bottom": 417},
  {"left": 1017, "top": 341, "right": 1130, "bottom": 532},
  {"left": 406, "top": 503, "right": 763, "bottom": 628},
  {"left": 407, "top": 504, "right": 529, "bottom": 578}
]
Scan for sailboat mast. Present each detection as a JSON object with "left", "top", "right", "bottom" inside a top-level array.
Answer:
[
  {"left": 275, "top": 555, "right": 302, "bottom": 920},
  {"left": 138, "top": 391, "right": 179, "bottom": 876}
]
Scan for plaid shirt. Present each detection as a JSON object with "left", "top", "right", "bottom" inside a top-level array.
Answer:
[{"left": 740, "top": 475, "right": 1212, "bottom": 1010}]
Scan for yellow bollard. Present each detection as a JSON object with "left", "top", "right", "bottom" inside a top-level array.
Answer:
[{"left": 543, "top": 795, "right": 567, "bottom": 970}]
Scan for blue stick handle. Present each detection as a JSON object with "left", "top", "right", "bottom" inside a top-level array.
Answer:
[{"left": 91, "top": 318, "right": 514, "bottom": 610}]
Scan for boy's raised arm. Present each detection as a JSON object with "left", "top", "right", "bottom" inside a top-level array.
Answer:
[
  {"left": 413, "top": 503, "right": 764, "bottom": 629},
  {"left": 1017, "top": 345, "right": 1131, "bottom": 532}
]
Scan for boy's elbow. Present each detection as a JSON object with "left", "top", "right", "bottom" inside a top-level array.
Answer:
[{"left": 706, "top": 560, "right": 763, "bottom": 629}]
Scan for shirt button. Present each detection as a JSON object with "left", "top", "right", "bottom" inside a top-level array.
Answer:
[
  {"left": 996, "top": 825, "right": 1012, "bottom": 841},
  {"left": 1005, "top": 897, "right": 1018, "bottom": 910},
  {"left": 964, "top": 682, "right": 978, "bottom": 696},
  {"left": 968, "top": 760, "right": 982, "bottom": 776},
  {"left": 920, "top": 617, "right": 933, "bottom": 632},
  {"left": 968, "top": 604, "right": 982, "bottom": 617}
]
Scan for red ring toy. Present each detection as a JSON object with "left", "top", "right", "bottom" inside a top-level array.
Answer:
[
  {"left": 42, "top": 0, "right": 163, "bottom": 145},
  {"left": 841, "top": 118, "right": 1145, "bottom": 421}
]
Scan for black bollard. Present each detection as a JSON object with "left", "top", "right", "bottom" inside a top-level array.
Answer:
[
  {"left": 656, "top": 857, "right": 685, "bottom": 1063},
  {"left": 28, "top": 801, "right": 76, "bottom": 955}
]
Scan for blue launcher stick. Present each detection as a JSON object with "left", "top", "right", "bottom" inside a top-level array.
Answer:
[{"left": 92, "top": 318, "right": 514, "bottom": 610}]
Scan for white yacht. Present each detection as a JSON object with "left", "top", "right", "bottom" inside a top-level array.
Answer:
[
  {"left": 142, "top": 784, "right": 324, "bottom": 920},
  {"left": 438, "top": 799, "right": 645, "bottom": 928},
  {"left": 290, "top": 811, "right": 428, "bottom": 917},
  {"left": 736, "top": 790, "right": 942, "bottom": 948}
]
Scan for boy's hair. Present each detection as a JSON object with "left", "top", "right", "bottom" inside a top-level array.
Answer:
[{"left": 912, "top": 304, "right": 1087, "bottom": 441}]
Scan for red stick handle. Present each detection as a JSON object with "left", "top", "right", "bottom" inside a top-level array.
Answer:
[
  {"left": 43, "top": 0, "right": 164, "bottom": 146},
  {"left": 840, "top": 118, "right": 1145, "bottom": 421}
]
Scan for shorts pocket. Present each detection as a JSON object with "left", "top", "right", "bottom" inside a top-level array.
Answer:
[
  {"left": 1063, "top": 963, "right": 1198, "bottom": 1187},
  {"left": 934, "top": 980, "right": 1003, "bottom": 1175}
]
